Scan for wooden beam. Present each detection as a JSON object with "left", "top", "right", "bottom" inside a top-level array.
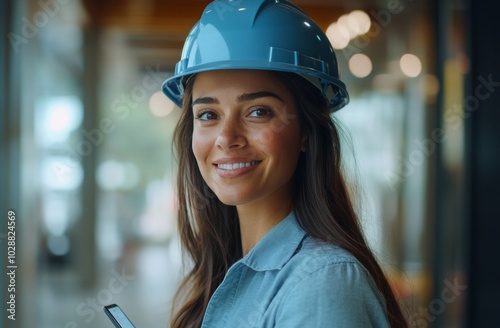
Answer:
[{"left": 81, "top": 0, "right": 349, "bottom": 35}]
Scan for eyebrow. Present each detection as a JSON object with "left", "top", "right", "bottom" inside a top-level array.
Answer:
[
  {"left": 192, "top": 96, "right": 219, "bottom": 106},
  {"left": 237, "top": 91, "right": 284, "bottom": 103},
  {"left": 192, "top": 91, "right": 283, "bottom": 106}
]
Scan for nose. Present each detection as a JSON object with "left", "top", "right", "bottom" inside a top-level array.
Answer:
[{"left": 215, "top": 119, "right": 246, "bottom": 150}]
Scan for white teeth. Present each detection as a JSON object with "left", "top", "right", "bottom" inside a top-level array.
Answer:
[{"left": 218, "top": 161, "right": 257, "bottom": 170}]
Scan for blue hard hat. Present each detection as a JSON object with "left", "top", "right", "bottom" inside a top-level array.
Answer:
[{"left": 162, "top": 0, "right": 349, "bottom": 112}]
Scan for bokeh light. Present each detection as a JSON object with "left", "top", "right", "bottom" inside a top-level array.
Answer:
[
  {"left": 348, "top": 10, "right": 371, "bottom": 35},
  {"left": 149, "top": 91, "right": 175, "bottom": 117},
  {"left": 349, "top": 53, "right": 373, "bottom": 78},
  {"left": 400, "top": 53, "right": 422, "bottom": 77},
  {"left": 326, "top": 10, "right": 371, "bottom": 49},
  {"left": 326, "top": 22, "right": 350, "bottom": 49}
]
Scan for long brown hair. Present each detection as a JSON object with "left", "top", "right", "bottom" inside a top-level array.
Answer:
[{"left": 170, "top": 71, "right": 408, "bottom": 327}]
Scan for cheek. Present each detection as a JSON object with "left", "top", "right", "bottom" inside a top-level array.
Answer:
[
  {"left": 254, "top": 119, "right": 302, "bottom": 151},
  {"left": 192, "top": 130, "right": 211, "bottom": 165}
]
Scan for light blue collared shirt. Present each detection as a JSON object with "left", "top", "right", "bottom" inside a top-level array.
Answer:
[{"left": 201, "top": 212, "right": 390, "bottom": 327}]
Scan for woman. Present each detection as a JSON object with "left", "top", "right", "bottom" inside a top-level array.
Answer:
[{"left": 162, "top": 1, "right": 408, "bottom": 327}]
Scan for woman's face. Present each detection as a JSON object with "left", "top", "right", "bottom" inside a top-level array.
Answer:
[{"left": 191, "top": 70, "right": 304, "bottom": 208}]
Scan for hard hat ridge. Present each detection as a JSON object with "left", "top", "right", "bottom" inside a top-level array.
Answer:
[{"left": 162, "top": 0, "right": 349, "bottom": 112}]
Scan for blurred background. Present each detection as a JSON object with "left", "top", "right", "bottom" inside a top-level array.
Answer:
[{"left": 1, "top": 0, "right": 499, "bottom": 327}]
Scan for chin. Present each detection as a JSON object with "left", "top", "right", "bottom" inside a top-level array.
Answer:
[
  {"left": 217, "top": 198, "right": 245, "bottom": 207},
  {"left": 214, "top": 193, "right": 254, "bottom": 207}
]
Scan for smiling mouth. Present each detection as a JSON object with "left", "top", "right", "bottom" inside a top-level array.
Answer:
[{"left": 216, "top": 161, "right": 260, "bottom": 170}]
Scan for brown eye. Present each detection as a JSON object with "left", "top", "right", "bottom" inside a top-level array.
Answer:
[
  {"left": 196, "top": 110, "right": 218, "bottom": 121},
  {"left": 248, "top": 107, "right": 273, "bottom": 118}
]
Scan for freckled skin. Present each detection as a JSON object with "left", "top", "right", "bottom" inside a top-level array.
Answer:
[{"left": 191, "top": 70, "right": 304, "bottom": 212}]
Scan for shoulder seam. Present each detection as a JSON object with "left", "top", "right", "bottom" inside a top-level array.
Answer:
[{"left": 276, "top": 261, "right": 371, "bottom": 319}]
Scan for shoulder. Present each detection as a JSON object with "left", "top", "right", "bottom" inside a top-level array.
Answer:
[
  {"left": 283, "top": 235, "right": 371, "bottom": 281},
  {"left": 277, "top": 236, "right": 384, "bottom": 301},
  {"left": 273, "top": 236, "right": 389, "bottom": 326},
  {"left": 285, "top": 237, "right": 382, "bottom": 300}
]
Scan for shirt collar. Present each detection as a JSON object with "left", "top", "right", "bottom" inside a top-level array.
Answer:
[{"left": 240, "top": 211, "right": 307, "bottom": 271}]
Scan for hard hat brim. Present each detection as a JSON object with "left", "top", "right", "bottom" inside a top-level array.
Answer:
[{"left": 162, "top": 63, "right": 349, "bottom": 112}]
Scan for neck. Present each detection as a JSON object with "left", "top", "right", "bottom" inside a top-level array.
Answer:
[{"left": 236, "top": 193, "right": 293, "bottom": 256}]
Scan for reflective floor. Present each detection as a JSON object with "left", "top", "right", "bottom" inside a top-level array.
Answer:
[{"left": 37, "top": 241, "right": 182, "bottom": 328}]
